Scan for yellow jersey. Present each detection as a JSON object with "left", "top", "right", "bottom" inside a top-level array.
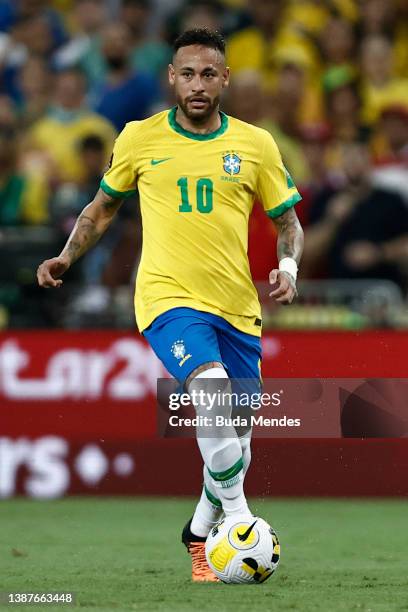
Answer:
[{"left": 101, "top": 107, "right": 301, "bottom": 337}]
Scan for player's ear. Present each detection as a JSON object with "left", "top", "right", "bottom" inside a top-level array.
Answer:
[
  {"left": 222, "top": 67, "right": 230, "bottom": 89},
  {"left": 168, "top": 64, "right": 175, "bottom": 85}
]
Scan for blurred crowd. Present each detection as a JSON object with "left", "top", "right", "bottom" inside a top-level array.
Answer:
[{"left": 0, "top": 0, "right": 407, "bottom": 328}]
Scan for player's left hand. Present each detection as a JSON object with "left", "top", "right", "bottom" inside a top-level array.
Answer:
[{"left": 268, "top": 269, "right": 297, "bottom": 304}]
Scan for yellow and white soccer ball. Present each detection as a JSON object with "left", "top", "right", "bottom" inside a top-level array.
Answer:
[{"left": 205, "top": 514, "right": 280, "bottom": 584}]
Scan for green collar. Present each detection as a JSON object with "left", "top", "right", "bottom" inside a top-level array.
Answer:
[{"left": 168, "top": 106, "right": 228, "bottom": 141}]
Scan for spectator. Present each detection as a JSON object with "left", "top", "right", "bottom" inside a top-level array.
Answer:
[
  {"left": 53, "top": 0, "right": 108, "bottom": 80},
  {"left": 319, "top": 16, "right": 355, "bottom": 70},
  {"left": 0, "top": 127, "right": 49, "bottom": 226},
  {"left": 0, "top": 94, "right": 17, "bottom": 130},
  {"left": 302, "top": 141, "right": 408, "bottom": 290},
  {"left": 226, "top": 69, "right": 266, "bottom": 126},
  {"left": 261, "top": 61, "right": 309, "bottom": 183},
  {"left": 298, "top": 122, "right": 340, "bottom": 228},
  {"left": 178, "top": 0, "right": 223, "bottom": 34},
  {"left": 274, "top": 47, "right": 323, "bottom": 125},
  {"left": 171, "top": 0, "right": 250, "bottom": 38},
  {"left": 323, "top": 66, "right": 362, "bottom": 142},
  {"left": 373, "top": 103, "right": 408, "bottom": 166},
  {"left": 91, "top": 22, "right": 161, "bottom": 131},
  {"left": 0, "top": 14, "right": 56, "bottom": 101},
  {"left": 226, "top": 0, "right": 318, "bottom": 90},
  {"left": 322, "top": 66, "right": 368, "bottom": 173},
  {"left": 51, "top": 134, "right": 109, "bottom": 234},
  {"left": 120, "top": 0, "right": 171, "bottom": 78},
  {"left": 357, "top": 0, "right": 396, "bottom": 38},
  {"left": 299, "top": 123, "right": 335, "bottom": 196},
  {"left": 0, "top": 0, "right": 67, "bottom": 47},
  {"left": 371, "top": 103, "right": 408, "bottom": 203},
  {"left": 360, "top": 35, "right": 408, "bottom": 125},
  {"left": 16, "top": 57, "right": 51, "bottom": 127},
  {"left": 57, "top": 1, "right": 171, "bottom": 85},
  {"left": 26, "top": 69, "right": 116, "bottom": 184}
]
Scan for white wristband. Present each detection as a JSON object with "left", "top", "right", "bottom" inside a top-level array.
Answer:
[{"left": 279, "top": 257, "right": 298, "bottom": 281}]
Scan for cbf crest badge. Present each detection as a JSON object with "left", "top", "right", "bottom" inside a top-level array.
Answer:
[
  {"left": 171, "top": 339, "right": 192, "bottom": 367},
  {"left": 171, "top": 340, "right": 186, "bottom": 360},
  {"left": 223, "top": 152, "right": 241, "bottom": 176}
]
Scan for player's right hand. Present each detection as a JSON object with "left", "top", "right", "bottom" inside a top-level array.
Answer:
[
  {"left": 268, "top": 269, "right": 297, "bottom": 304},
  {"left": 37, "top": 257, "right": 69, "bottom": 288}
]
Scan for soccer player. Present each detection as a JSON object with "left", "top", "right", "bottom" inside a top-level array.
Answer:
[{"left": 37, "top": 29, "right": 304, "bottom": 582}]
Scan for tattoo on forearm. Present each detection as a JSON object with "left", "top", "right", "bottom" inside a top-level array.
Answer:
[
  {"left": 273, "top": 208, "right": 304, "bottom": 264},
  {"left": 102, "top": 198, "right": 120, "bottom": 210},
  {"left": 63, "top": 213, "right": 103, "bottom": 265}
]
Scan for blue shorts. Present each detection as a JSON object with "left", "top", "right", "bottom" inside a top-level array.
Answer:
[{"left": 143, "top": 307, "right": 262, "bottom": 384}]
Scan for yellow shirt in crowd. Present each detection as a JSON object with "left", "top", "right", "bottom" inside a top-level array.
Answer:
[{"left": 29, "top": 111, "right": 116, "bottom": 182}]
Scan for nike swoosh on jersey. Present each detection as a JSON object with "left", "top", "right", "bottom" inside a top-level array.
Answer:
[
  {"left": 151, "top": 158, "right": 173, "bottom": 165},
  {"left": 237, "top": 520, "right": 257, "bottom": 542}
]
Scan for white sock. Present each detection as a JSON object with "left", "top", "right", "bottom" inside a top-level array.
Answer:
[
  {"left": 190, "top": 467, "right": 223, "bottom": 538},
  {"left": 188, "top": 367, "right": 250, "bottom": 518}
]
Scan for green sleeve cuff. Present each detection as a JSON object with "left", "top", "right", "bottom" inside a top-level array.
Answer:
[
  {"left": 100, "top": 178, "right": 137, "bottom": 199},
  {"left": 265, "top": 192, "right": 302, "bottom": 219}
]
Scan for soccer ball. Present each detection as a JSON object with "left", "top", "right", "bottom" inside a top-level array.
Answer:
[{"left": 205, "top": 514, "right": 280, "bottom": 584}]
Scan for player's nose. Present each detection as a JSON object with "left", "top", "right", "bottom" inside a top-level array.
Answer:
[{"left": 191, "top": 76, "right": 205, "bottom": 92}]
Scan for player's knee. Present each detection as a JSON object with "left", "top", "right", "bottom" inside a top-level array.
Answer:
[
  {"left": 186, "top": 363, "right": 227, "bottom": 388},
  {"left": 187, "top": 364, "right": 229, "bottom": 394},
  {"left": 188, "top": 366, "right": 231, "bottom": 417}
]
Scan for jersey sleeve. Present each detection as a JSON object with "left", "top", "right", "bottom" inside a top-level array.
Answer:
[
  {"left": 255, "top": 130, "right": 302, "bottom": 218},
  {"left": 100, "top": 124, "right": 137, "bottom": 198}
]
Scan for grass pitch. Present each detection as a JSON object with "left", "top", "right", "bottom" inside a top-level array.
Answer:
[{"left": 1, "top": 497, "right": 408, "bottom": 611}]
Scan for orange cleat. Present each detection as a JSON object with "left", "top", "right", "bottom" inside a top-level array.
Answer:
[
  {"left": 188, "top": 541, "right": 220, "bottom": 582},
  {"left": 182, "top": 518, "right": 220, "bottom": 582}
]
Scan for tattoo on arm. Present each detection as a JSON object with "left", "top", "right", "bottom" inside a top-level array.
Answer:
[
  {"left": 62, "top": 210, "right": 108, "bottom": 265},
  {"left": 272, "top": 207, "right": 304, "bottom": 264},
  {"left": 60, "top": 188, "right": 124, "bottom": 266},
  {"left": 101, "top": 198, "right": 121, "bottom": 211},
  {"left": 63, "top": 213, "right": 101, "bottom": 265}
]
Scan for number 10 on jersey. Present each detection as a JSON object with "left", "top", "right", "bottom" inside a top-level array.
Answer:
[{"left": 177, "top": 177, "right": 213, "bottom": 213}]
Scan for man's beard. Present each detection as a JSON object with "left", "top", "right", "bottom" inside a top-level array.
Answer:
[{"left": 177, "top": 94, "right": 220, "bottom": 124}]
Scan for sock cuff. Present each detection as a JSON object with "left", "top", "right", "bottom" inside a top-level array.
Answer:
[
  {"left": 207, "top": 456, "right": 243, "bottom": 483},
  {"left": 204, "top": 484, "right": 222, "bottom": 508}
]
